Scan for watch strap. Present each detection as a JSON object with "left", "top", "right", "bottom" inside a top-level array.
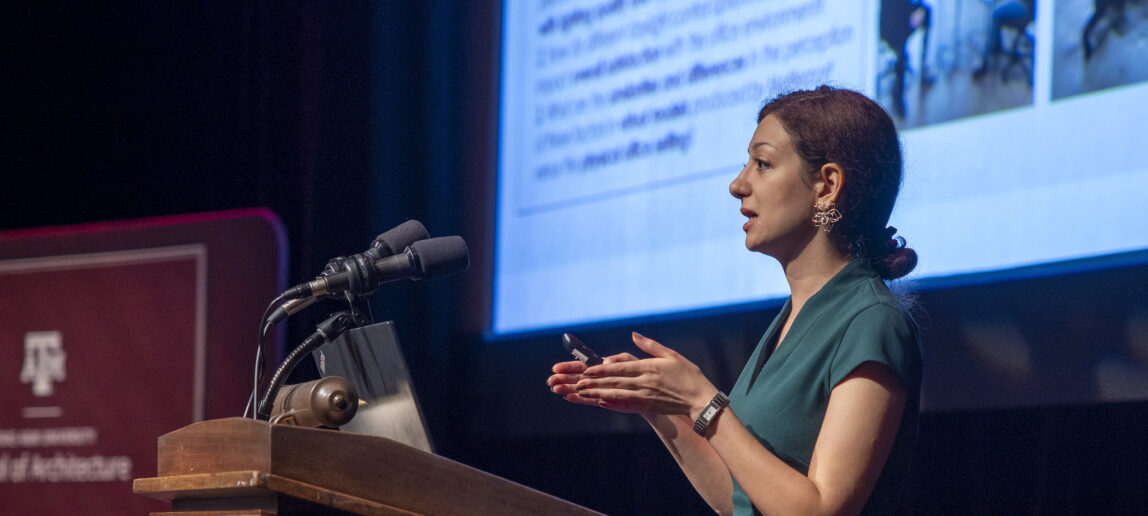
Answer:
[{"left": 692, "top": 391, "right": 730, "bottom": 436}]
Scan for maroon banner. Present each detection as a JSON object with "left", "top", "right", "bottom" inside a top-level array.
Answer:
[
  {"left": 0, "top": 210, "right": 285, "bottom": 513},
  {"left": 1, "top": 249, "right": 200, "bottom": 512}
]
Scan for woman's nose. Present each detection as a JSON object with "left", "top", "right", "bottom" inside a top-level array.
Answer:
[{"left": 730, "top": 167, "right": 749, "bottom": 199}]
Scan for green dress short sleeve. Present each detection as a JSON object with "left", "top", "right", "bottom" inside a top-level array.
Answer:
[
  {"left": 830, "top": 303, "right": 922, "bottom": 392},
  {"left": 726, "top": 260, "right": 921, "bottom": 516}
]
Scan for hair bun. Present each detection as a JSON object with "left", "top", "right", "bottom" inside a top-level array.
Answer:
[{"left": 871, "top": 227, "right": 917, "bottom": 280}]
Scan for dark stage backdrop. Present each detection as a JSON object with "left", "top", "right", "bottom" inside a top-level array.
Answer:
[{"left": 4, "top": 1, "right": 1146, "bottom": 514}]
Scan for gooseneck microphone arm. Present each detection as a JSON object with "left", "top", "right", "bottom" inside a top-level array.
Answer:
[
  {"left": 250, "top": 232, "right": 468, "bottom": 420},
  {"left": 248, "top": 220, "right": 428, "bottom": 417},
  {"left": 256, "top": 311, "right": 355, "bottom": 421}
]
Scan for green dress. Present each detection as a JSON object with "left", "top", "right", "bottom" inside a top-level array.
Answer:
[{"left": 728, "top": 260, "right": 922, "bottom": 515}]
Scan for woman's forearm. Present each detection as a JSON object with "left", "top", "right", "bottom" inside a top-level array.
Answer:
[
  {"left": 704, "top": 409, "right": 833, "bottom": 515},
  {"left": 643, "top": 413, "right": 735, "bottom": 515}
]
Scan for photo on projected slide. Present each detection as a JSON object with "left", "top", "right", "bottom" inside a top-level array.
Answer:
[
  {"left": 1052, "top": 0, "right": 1148, "bottom": 100},
  {"left": 876, "top": 0, "right": 1035, "bottom": 129}
]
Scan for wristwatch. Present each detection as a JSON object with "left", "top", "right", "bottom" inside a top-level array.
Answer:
[{"left": 693, "top": 391, "right": 730, "bottom": 436}]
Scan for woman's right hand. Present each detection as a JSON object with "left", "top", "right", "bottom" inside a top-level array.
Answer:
[{"left": 548, "top": 353, "right": 638, "bottom": 407}]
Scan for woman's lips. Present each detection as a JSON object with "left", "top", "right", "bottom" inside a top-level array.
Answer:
[{"left": 741, "top": 208, "right": 757, "bottom": 232}]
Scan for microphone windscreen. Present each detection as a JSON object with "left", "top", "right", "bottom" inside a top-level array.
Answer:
[
  {"left": 372, "top": 220, "right": 429, "bottom": 258},
  {"left": 409, "top": 236, "right": 469, "bottom": 279}
]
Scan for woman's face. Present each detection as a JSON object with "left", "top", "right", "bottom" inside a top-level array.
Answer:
[{"left": 729, "top": 114, "right": 819, "bottom": 259}]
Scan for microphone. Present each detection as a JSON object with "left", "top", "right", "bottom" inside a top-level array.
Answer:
[
  {"left": 285, "top": 236, "right": 469, "bottom": 301},
  {"left": 365, "top": 220, "right": 430, "bottom": 261},
  {"left": 269, "top": 220, "right": 431, "bottom": 323}
]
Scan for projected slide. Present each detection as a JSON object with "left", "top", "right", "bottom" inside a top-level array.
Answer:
[{"left": 495, "top": 0, "right": 1148, "bottom": 335}]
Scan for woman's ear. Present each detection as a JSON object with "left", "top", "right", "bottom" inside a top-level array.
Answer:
[{"left": 814, "top": 162, "right": 845, "bottom": 205}]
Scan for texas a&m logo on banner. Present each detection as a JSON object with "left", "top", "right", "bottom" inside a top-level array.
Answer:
[{"left": 20, "top": 331, "right": 66, "bottom": 399}]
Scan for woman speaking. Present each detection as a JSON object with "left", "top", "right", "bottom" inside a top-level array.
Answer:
[{"left": 548, "top": 86, "right": 921, "bottom": 515}]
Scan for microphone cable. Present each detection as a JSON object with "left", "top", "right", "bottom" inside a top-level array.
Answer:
[{"left": 244, "top": 292, "right": 288, "bottom": 419}]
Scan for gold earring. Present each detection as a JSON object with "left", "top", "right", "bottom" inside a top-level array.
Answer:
[{"left": 812, "top": 200, "right": 842, "bottom": 232}]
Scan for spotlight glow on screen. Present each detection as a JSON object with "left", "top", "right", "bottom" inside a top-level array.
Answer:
[{"left": 493, "top": 0, "right": 1148, "bottom": 335}]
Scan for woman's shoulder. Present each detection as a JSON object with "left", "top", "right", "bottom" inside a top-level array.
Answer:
[
  {"left": 846, "top": 300, "right": 917, "bottom": 335},
  {"left": 838, "top": 268, "right": 916, "bottom": 325},
  {"left": 832, "top": 295, "right": 922, "bottom": 390}
]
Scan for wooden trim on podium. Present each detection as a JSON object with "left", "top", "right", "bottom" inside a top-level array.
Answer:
[
  {"left": 134, "top": 418, "right": 601, "bottom": 516},
  {"left": 151, "top": 512, "right": 273, "bottom": 516},
  {"left": 135, "top": 470, "right": 416, "bottom": 515}
]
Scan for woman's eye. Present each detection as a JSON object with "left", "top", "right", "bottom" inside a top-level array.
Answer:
[{"left": 756, "top": 159, "right": 769, "bottom": 169}]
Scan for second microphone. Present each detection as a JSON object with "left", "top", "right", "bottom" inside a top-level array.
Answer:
[{"left": 285, "top": 236, "right": 470, "bottom": 301}]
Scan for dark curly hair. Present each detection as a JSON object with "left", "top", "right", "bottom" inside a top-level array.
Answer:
[{"left": 757, "top": 85, "right": 917, "bottom": 280}]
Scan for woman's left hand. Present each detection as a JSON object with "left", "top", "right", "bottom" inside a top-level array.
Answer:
[{"left": 576, "top": 332, "right": 717, "bottom": 420}]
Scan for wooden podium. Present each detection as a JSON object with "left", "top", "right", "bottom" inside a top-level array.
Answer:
[{"left": 134, "top": 418, "right": 600, "bottom": 515}]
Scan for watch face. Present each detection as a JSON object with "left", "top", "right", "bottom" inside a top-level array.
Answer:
[{"left": 702, "top": 406, "right": 718, "bottom": 419}]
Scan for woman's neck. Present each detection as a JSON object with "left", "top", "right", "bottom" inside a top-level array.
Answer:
[{"left": 780, "top": 238, "right": 851, "bottom": 316}]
